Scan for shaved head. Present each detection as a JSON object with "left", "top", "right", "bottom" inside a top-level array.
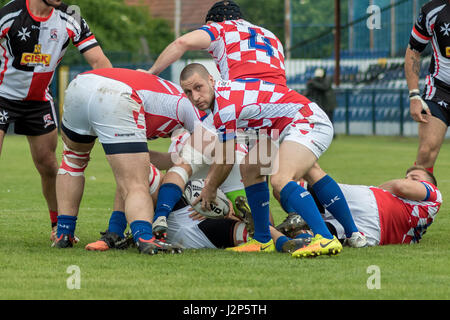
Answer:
[
  {"left": 180, "top": 63, "right": 211, "bottom": 82},
  {"left": 180, "top": 63, "right": 215, "bottom": 111}
]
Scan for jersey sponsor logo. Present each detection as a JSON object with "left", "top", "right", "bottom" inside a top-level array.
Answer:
[
  {"left": 446, "top": 46, "right": 450, "bottom": 57},
  {"left": 43, "top": 113, "right": 54, "bottom": 128},
  {"left": 21, "top": 45, "right": 52, "bottom": 67}
]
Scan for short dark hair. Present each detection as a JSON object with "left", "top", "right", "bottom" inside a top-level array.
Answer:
[
  {"left": 180, "top": 63, "right": 211, "bottom": 82},
  {"left": 205, "top": 1, "right": 242, "bottom": 23},
  {"left": 406, "top": 165, "right": 438, "bottom": 186}
]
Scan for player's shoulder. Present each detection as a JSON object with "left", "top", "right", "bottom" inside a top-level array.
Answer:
[
  {"left": 54, "top": 2, "right": 74, "bottom": 14},
  {"left": 0, "top": 0, "right": 24, "bottom": 16},
  {"left": 421, "top": 0, "right": 448, "bottom": 13}
]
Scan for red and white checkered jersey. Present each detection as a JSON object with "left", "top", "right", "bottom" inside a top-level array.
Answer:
[
  {"left": 82, "top": 68, "right": 204, "bottom": 140},
  {"left": 199, "top": 19, "right": 286, "bottom": 86},
  {"left": 0, "top": 0, "right": 99, "bottom": 101},
  {"left": 212, "top": 79, "right": 321, "bottom": 141},
  {"left": 370, "top": 181, "right": 442, "bottom": 245}
]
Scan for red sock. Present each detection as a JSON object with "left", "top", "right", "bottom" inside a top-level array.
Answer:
[{"left": 49, "top": 210, "right": 58, "bottom": 227}]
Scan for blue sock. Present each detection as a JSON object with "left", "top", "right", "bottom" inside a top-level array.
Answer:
[
  {"left": 108, "top": 211, "right": 127, "bottom": 238},
  {"left": 153, "top": 183, "right": 183, "bottom": 221},
  {"left": 312, "top": 175, "right": 358, "bottom": 238},
  {"left": 275, "top": 235, "right": 289, "bottom": 252},
  {"left": 130, "top": 220, "right": 153, "bottom": 242},
  {"left": 295, "top": 233, "right": 313, "bottom": 240},
  {"left": 245, "top": 182, "right": 272, "bottom": 243},
  {"left": 56, "top": 215, "right": 77, "bottom": 238},
  {"left": 280, "top": 181, "right": 333, "bottom": 239}
]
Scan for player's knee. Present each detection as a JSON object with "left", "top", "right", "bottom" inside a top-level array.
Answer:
[
  {"left": 33, "top": 152, "right": 58, "bottom": 176},
  {"left": 57, "top": 143, "right": 91, "bottom": 177},
  {"left": 270, "top": 173, "right": 291, "bottom": 194}
]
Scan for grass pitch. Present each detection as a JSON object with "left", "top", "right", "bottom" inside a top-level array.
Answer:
[{"left": 1, "top": 134, "right": 450, "bottom": 301}]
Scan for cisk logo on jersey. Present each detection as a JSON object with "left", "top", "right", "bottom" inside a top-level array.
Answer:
[
  {"left": 446, "top": 47, "right": 450, "bottom": 57},
  {"left": 20, "top": 44, "right": 51, "bottom": 67}
]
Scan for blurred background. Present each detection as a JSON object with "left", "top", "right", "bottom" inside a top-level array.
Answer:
[{"left": 0, "top": 0, "right": 435, "bottom": 136}]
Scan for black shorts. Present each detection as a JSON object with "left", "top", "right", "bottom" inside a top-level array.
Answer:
[
  {"left": 0, "top": 96, "right": 58, "bottom": 136},
  {"left": 424, "top": 99, "right": 450, "bottom": 126},
  {"left": 198, "top": 218, "right": 238, "bottom": 248}
]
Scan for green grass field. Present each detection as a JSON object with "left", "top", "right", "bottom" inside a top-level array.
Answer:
[{"left": 1, "top": 134, "right": 449, "bottom": 301}]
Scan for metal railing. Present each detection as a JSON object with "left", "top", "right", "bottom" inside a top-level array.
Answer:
[{"left": 333, "top": 88, "right": 415, "bottom": 136}]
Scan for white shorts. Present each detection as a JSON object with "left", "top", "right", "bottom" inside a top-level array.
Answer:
[
  {"left": 167, "top": 205, "right": 216, "bottom": 249},
  {"left": 62, "top": 74, "right": 147, "bottom": 151},
  {"left": 323, "top": 184, "right": 381, "bottom": 246},
  {"left": 280, "top": 102, "right": 334, "bottom": 159}
]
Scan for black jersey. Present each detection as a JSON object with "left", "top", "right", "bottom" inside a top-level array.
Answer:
[
  {"left": 0, "top": 0, "right": 99, "bottom": 101},
  {"left": 409, "top": 0, "right": 450, "bottom": 104}
]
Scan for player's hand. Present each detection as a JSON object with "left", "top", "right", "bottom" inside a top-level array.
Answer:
[
  {"left": 187, "top": 207, "right": 206, "bottom": 221},
  {"left": 192, "top": 184, "right": 217, "bottom": 212},
  {"left": 410, "top": 98, "right": 431, "bottom": 123},
  {"left": 224, "top": 199, "right": 242, "bottom": 222},
  {"left": 136, "top": 68, "right": 151, "bottom": 74}
]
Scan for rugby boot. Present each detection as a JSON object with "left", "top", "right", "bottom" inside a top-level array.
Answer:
[
  {"left": 54, "top": 234, "right": 75, "bottom": 248},
  {"left": 344, "top": 231, "right": 368, "bottom": 248},
  {"left": 275, "top": 212, "right": 309, "bottom": 238},
  {"left": 152, "top": 216, "right": 168, "bottom": 240},
  {"left": 281, "top": 236, "right": 312, "bottom": 254},
  {"left": 226, "top": 238, "right": 275, "bottom": 252},
  {"left": 136, "top": 236, "right": 183, "bottom": 255},
  {"left": 292, "top": 234, "right": 342, "bottom": 258},
  {"left": 85, "top": 230, "right": 132, "bottom": 251},
  {"left": 51, "top": 226, "right": 79, "bottom": 246},
  {"left": 234, "top": 196, "right": 254, "bottom": 237}
]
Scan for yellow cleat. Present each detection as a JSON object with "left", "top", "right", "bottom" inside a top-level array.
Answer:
[
  {"left": 226, "top": 238, "right": 275, "bottom": 252},
  {"left": 291, "top": 234, "right": 342, "bottom": 258}
]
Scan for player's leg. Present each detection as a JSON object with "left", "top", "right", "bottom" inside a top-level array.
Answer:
[
  {"left": 304, "top": 162, "right": 364, "bottom": 244},
  {"left": 415, "top": 104, "right": 448, "bottom": 173},
  {"left": 27, "top": 129, "right": 59, "bottom": 231},
  {"left": 0, "top": 129, "right": 5, "bottom": 155},
  {"left": 270, "top": 141, "right": 333, "bottom": 237},
  {"left": 54, "top": 131, "right": 95, "bottom": 248},
  {"left": 227, "top": 137, "right": 275, "bottom": 252},
  {"left": 270, "top": 141, "right": 342, "bottom": 257}
]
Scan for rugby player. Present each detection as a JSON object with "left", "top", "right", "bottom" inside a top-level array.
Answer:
[
  {"left": 53, "top": 68, "right": 203, "bottom": 254},
  {"left": 0, "top": 0, "right": 111, "bottom": 241},
  {"left": 405, "top": 0, "right": 450, "bottom": 174}
]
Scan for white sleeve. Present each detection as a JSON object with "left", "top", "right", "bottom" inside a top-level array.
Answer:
[{"left": 177, "top": 96, "right": 202, "bottom": 133}]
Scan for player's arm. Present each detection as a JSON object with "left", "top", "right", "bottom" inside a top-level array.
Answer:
[
  {"left": 405, "top": 47, "right": 430, "bottom": 123},
  {"left": 146, "top": 30, "right": 212, "bottom": 75},
  {"left": 405, "top": 7, "right": 432, "bottom": 123},
  {"left": 82, "top": 46, "right": 112, "bottom": 69},
  {"left": 193, "top": 138, "right": 235, "bottom": 211},
  {"left": 378, "top": 179, "right": 429, "bottom": 201}
]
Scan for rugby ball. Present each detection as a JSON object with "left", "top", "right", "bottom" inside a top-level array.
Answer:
[{"left": 184, "top": 179, "right": 230, "bottom": 219}]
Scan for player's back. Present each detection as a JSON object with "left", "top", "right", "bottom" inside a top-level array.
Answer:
[
  {"left": 201, "top": 19, "right": 286, "bottom": 86},
  {"left": 212, "top": 79, "right": 328, "bottom": 138},
  {"left": 81, "top": 68, "right": 203, "bottom": 138}
]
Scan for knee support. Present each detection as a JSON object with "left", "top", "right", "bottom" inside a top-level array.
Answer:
[
  {"left": 148, "top": 163, "right": 161, "bottom": 195},
  {"left": 167, "top": 165, "right": 189, "bottom": 185},
  {"left": 57, "top": 144, "right": 91, "bottom": 177}
]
